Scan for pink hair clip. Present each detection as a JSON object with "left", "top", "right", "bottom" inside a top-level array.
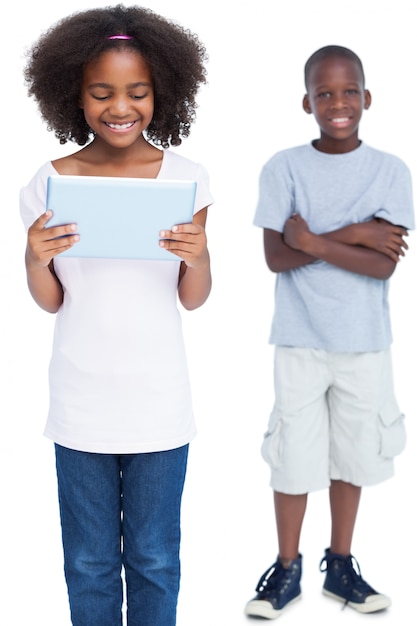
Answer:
[{"left": 107, "top": 34, "right": 134, "bottom": 40}]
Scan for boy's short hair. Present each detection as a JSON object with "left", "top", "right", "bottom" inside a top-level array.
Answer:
[{"left": 304, "top": 45, "right": 365, "bottom": 88}]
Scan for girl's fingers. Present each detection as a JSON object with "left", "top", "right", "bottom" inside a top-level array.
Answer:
[
  {"left": 30, "top": 211, "right": 78, "bottom": 240},
  {"left": 44, "top": 223, "right": 79, "bottom": 241},
  {"left": 160, "top": 223, "right": 203, "bottom": 237}
]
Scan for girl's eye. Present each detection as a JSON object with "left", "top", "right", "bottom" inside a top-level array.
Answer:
[
  {"left": 346, "top": 89, "right": 359, "bottom": 95},
  {"left": 317, "top": 92, "right": 330, "bottom": 98},
  {"left": 89, "top": 92, "right": 149, "bottom": 101}
]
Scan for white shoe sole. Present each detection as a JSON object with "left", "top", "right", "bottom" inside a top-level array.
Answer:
[
  {"left": 322, "top": 588, "right": 392, "bottom": 613},
  {"left": 244, "top": 594, "right": 301, "bottom": 620}
]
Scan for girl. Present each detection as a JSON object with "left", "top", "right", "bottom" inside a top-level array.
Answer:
[{"left": 20, "top": 5, "right": 212, "bottom": 626}]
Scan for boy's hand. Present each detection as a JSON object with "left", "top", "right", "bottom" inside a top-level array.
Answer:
[
  {"left": 353, "top": 218, "right": 409, "bottom": 261},
  {"left": 159, "top": 223, "right": 209, "bottom": 269},
  {"left": 283, "top": 213, "right": 312, "bottom": 251},
  {"left": 26, "top": 211, "right": 80, "bottom": 268}
]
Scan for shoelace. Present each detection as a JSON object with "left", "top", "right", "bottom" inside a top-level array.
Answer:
[
  {"left": 255, "top": 562, "right": 295, "bottom": 594},
  {"left": 320, "top": 553, "right": 377, "bottom": 610},
  {"left": 256, "top": 563, "right": 279, "bottom": 593}
]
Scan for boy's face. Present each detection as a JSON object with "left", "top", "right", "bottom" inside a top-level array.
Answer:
[{"left": 303, "top": 55, "right": 371, "bottom": 154}]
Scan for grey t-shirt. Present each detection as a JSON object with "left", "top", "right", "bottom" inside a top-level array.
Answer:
[{"left": 254, "top": 142, "right": 414, "bottom": 352}]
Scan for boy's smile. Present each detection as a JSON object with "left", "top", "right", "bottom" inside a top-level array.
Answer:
[{"left": 303, "top": 56, "right": 371, "bottom": 154}]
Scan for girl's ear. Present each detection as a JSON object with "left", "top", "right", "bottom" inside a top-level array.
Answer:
[
  {"left": 364, "top": 89, "right": 372, "bottom": 110},
  {"left": 302, "top": 94, "right": 312, "bottom": 114}
]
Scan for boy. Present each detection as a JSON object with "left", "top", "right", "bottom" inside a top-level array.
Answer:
[{"left": 245, "top": 45, "right": 414, "bottom": 619}]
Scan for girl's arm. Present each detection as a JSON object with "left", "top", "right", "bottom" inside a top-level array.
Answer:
[
  {"left": 25, "top": 211, "right": 80, "bottom": 313},
  {"left": 25, "top": 261, "right": 63, "bottom": 314},
  {"left": 159, "top": 207, "right": 211, "bottom": 310}
]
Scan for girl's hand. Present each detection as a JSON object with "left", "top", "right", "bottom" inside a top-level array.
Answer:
[
  {"left": 26, "top": 210, "right": 80, "bottom": 268},
  {"left": 162, "top": 208, "right": 211, "bottom": 310},
  {"left": 159, "top": 222, "right": 209, "bottom": 268}
]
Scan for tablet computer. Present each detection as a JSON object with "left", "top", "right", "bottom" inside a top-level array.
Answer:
[{"left": 46, "top": 175, "right": 196, "bottom": 260}]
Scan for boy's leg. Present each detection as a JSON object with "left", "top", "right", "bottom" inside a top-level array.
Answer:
[
  {"left": 55, "top": 444, "right": 123, "bottom": 626},
  {"left": 329, "top": 480, "right": 361, "bottom": 555},
  {"left": 274, "top": 491, "right": 307, "bottom": 562},
  {"left": 320, "top": 351, "right": 399, "bottom": 613},
  {"left": 321, "top": 480, "right": 391, "bottom": 614},
  {"left": 121, "top": 445, "right": 188, "bottom": 626},
  {"left": 245, "top": 348, "right": 331, "bottom": 619}
]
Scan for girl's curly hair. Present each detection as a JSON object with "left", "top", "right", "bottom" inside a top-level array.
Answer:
[{"left": 24, "top": 4, "right": 208, "bottom": 148}]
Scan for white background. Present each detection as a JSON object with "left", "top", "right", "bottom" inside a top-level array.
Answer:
[{"left": 2, "top": 1, "right": 416, "bottom": 624}]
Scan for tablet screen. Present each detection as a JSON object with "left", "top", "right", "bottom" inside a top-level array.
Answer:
[{"left": 46, "top": 175, "right": 196, "bottom": 260}]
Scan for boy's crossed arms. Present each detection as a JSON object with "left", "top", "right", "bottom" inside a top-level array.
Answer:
[{"left": 264, "top": 217, "right": 409, "bottom": 279}]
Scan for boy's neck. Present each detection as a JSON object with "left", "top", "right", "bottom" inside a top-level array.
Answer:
[{"left": 312, "top": 137, "right": 362, "bottom": 155}]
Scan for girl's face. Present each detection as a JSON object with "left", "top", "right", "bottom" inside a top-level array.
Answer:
[
  {"left": 79, "top": 49, "right": 154, "bottom": 149},
  {"left": 302, "top": 56, "right": 371, "bottom": 154}
]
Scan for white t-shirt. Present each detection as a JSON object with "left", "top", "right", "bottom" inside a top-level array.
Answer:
[{"left": 20, "top": 149, "right": 213, "bottom": 453}]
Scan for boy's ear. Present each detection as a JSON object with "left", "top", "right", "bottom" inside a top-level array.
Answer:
[
  {"left": 303, "top": 94, "right": 312, "bottom": 114},
  {"left": 364, "top": 89, "right": 372, "bottom": 110}
]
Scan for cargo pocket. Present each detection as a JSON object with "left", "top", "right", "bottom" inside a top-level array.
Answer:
[
  {"left": 378, "top": 401, "right": 406, "bottom": 458},
  {"left": 261, "top": 410, "right": 284, "bottom": 470}
]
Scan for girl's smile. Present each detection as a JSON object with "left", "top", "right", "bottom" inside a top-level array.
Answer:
[{"left": 105, "top": 121, "right": 137, "bottom": 131}]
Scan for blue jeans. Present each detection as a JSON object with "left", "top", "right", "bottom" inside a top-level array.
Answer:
[{"left": 55, "top": 443, "right": 189, "bottom": 626}]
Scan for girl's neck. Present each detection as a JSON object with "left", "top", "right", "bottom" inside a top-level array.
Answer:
[{"left": 53, "top": 136, "right": 164, "bottom": 178}]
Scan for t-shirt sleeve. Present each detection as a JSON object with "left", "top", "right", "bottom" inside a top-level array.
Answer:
[
  {"left": 193, "top": 163, "right": 213, "bottom": 215},
  {"left": 19, "top": 162, "right": 51, "bottom": 231},
  {"left": 253, "top": 154, "right": 294, "bottom": 232},
  {"left": 374, "top": 158, "right": 415, "bottom": 230}
]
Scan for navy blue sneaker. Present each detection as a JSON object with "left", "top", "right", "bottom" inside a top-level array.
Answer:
[
  {"left": 245, "top": 555, "right": 302, "bottom": 619},
  {"left": 320, "top": 548, "right": 391, "bottom": 613}
]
